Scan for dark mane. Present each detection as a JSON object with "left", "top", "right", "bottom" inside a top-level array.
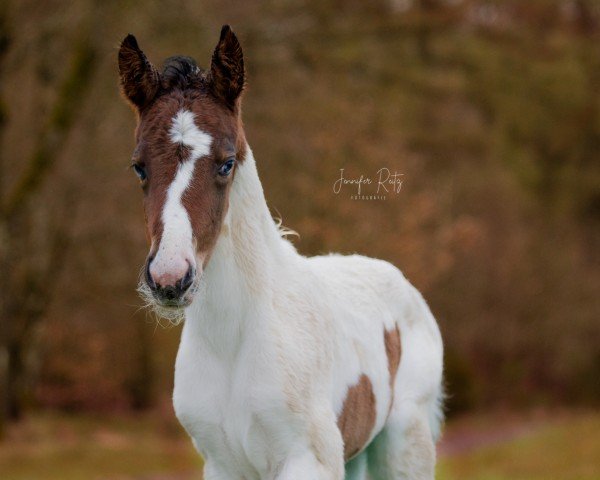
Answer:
[{"left": 161, "top": 56, "right": 204, "bottom": 90}]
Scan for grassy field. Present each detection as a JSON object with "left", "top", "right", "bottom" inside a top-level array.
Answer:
[
  {"left": 438, "top": 411, "right": 600, "bottom": 480},
  {"left": 0, "top": 410, "right": 201, "bottom": 480},
  {"left": 0, "top": 410, "right": 598, "bottom": 479}
]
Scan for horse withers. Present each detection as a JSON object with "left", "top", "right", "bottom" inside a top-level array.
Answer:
[{"left": 118, "top": 25, "right": 444, "bottom": 480}]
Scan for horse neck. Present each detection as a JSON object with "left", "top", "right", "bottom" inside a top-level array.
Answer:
[{"left": 185, "top": 146, "right": 293, "bottom": 348}]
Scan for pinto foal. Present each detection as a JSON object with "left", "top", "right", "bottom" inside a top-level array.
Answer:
[{"left": 119, "top": 26, "right": 444, "bottom": 480}]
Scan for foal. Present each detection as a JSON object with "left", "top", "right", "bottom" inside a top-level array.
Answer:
[{"left": 119, "top": 26, "right": 444, "bottom": 480}]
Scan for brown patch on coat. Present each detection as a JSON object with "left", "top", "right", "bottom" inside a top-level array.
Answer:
[
  {"left": 134, "top": 91, "right": 245, "bottom": 260},
  {"left": 384, "top": 325, "right": 402, "bottom": 416},
  {"left": 119, "top": 27, "right": 248, "bottom": 267},
  {"left": 384, "top": 325, "right": 401, "bottom": 389},
  {"left": 337, "top": 374, "right": 376, "bottom": 461}
]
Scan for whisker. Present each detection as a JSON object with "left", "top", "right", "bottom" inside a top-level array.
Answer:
[{"left": 136, "top": 268, "right": 185, "bottom": 328}]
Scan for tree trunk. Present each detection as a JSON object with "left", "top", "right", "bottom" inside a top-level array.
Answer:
[
  {"left": 0, "top": 2, "right": 11, "bottom": 440},
  {"left": 6, "top": 339, "right": 26, "bottom": 420},
  {"left": 0, "top": 28, "right": 96, "bottom": 432},
  {"left": 128, "top": 317, "right": 154, "bottom": 411}
]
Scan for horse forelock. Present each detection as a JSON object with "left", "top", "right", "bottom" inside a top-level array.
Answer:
[{"left": 160, "top": 56, "right": 205, "bottom": 91}]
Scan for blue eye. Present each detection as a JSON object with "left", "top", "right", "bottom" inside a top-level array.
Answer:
[
  {"left": 218, "top": 158, "right": 235, "bottom": 177},
  {"left": 132, "top": 163, "right": 147, "bottom": 181}
]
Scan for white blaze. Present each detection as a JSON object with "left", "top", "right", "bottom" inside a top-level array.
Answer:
[{"left": 150, "top": 109, "right": 212, "bottom": 287}]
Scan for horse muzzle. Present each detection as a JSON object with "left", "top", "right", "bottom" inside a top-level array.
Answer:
[{"left": 145, "top": 256, "right": 197, "bottom": 307}]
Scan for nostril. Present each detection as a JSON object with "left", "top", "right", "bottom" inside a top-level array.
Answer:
[
  {"left": 145, "top": 258, "right": 156, "bottom": 290},
  {"left": 147, "top": 256, "right": 195, "bottom": 303},
  {"left": 180, "top": 266, "right": 195, "bottom": 292}
]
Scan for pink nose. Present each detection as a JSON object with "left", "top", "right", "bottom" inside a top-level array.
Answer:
[
  {"left": 149, "top": 257, "right": 190, "bottom": 288},
  {"left": 146, "top": 256, "right": 196, "bottom": 303}
]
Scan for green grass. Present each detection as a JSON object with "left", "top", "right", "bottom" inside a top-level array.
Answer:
[
  {"left": 438, "top": 412, "right": 600, "bottom": 480},
  {"left": 0, "top": 410, "right": 598, "bottom": 479},
  {"left": 0, "top": 411, "right": 202, "bottom": 480}
]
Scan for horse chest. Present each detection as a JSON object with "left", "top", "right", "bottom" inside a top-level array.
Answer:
[{"left": 173, "top": 334, "right": 292, "bottom": 476}]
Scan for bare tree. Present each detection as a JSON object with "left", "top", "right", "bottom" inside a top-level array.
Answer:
[
  {"left": 0, "top": 24, "right": 96, "bottom": 432},
  {"left": 0, "top": 2, "right": 11, "bottom": 438}
]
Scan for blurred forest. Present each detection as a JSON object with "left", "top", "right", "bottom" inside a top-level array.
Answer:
[{"left": 0, "top": 0, "right": 599, "bottom": 439}]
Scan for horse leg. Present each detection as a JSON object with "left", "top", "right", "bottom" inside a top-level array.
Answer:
[
  {"left": 366, "top": 401, "right": 436, "bottom": 480},
  {"left": 344, "top": 451, "right": 368, "bottom": 480},
  {"left": 277, "top": 406, "right": 345, "bottom": 480}
]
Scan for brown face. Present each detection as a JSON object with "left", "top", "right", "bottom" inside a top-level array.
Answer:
[{"left": 119, "top": 26, "right": 246, "bottom": 309}]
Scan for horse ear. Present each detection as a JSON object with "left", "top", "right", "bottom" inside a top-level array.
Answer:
[
  {"left": 118, "top": 34, "right": 160, "bottom": 109},
  {"left": 209, "top": 25, "right": 245, "bottom": 110}
]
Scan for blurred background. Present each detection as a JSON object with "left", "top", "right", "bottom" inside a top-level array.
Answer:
[{"left": 0, "top": 0, "right": 598, "bottom": 479}]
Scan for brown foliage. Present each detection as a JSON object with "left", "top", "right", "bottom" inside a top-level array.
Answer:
[{"left": 0, "top": 0, "right": 598, "bottom": 426}]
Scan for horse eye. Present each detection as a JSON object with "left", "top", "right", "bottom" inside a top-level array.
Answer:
[
  {"left": 217, "top": 158, "right": 235, "bottom": 177},
  {"left": 132, "top": 163, "right": 147, "bottom": 182}
]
